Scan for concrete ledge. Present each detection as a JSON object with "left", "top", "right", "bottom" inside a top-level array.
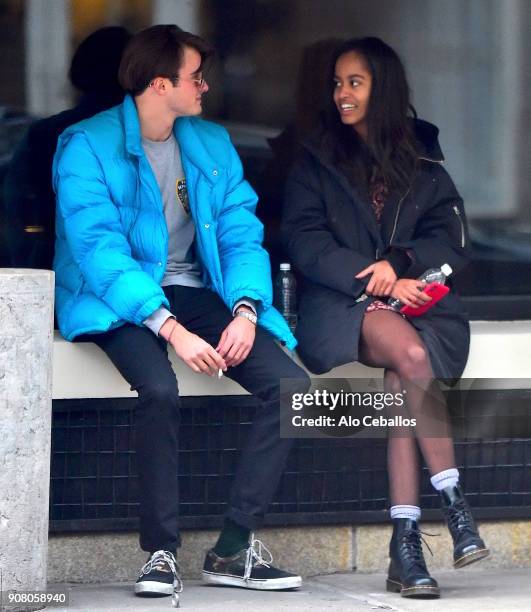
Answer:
[
  {"left": 47, "top": 520, "right": 529, "bottom": 584},
  {"left": 52, "top": 321, "right": 531, "bottom": 399}
]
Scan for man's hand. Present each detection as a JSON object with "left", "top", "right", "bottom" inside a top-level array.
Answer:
[
  {"left": 160, "top": 319, "right": 227, "bottom": 376},
  {"left": 390, "top": 279, "right": 432, "bottom": 309},
  {"left": 355, "top": 260, "right": 397, "bottom": 296},
  {"left": 216, "top": 311, "right": 256, "bottom": 368}
]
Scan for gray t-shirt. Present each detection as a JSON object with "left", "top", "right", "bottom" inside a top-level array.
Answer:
[
  {"left": 141, "top": 132, "right": 256, "bottom": 336},
  {"left": 142, "top": 133, "right": 204, "bottom": 288}
]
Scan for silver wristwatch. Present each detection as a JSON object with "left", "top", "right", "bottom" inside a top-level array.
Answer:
[{"left": 235, "top": 309, "right": 257, "bottom": 325}]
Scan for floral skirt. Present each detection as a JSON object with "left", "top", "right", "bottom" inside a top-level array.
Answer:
[{"left": 365, "top": 299, "right": 396, "bottom": 313}]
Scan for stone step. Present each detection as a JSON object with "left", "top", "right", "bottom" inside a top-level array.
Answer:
[{"left": 47, "top": 520, "right": 530, "bottom": 583}]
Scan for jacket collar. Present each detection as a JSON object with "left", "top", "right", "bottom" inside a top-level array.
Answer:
[
  {"left": 122, "top": 94, "right": 144, "bottom": 156},
  {"left": 122, "top": 94, "right": 219, "bottom": 184},
  {"left": 173, "top": 118, "right": 219, "bottom": 183}
]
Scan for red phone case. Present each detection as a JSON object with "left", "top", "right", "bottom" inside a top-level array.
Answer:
[{"left": 400, "top": 282, "right": 449, "bottom": 317}]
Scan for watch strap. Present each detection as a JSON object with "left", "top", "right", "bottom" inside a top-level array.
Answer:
[{"left": 235, "top": 310, "right": 257, "bottom": 325}]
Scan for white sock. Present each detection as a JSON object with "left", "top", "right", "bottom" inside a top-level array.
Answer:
[
  {"left": 390, "top": 505, "right": 421, "bottom": 521},
  {"left": 430, "top": 468, "right": 459, "bottom": 491}
]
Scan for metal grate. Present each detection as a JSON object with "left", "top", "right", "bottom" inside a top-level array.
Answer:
[{"left": 49, "top": 394, "right": 531, "bottom": 532}]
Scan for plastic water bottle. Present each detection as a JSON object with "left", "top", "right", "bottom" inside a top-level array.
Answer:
[
  {"left": 274, "top": 263, "right": 298, "bottom": 332},
  {"left": 388, "top": 263, "right": 453, "bottom": 310}
]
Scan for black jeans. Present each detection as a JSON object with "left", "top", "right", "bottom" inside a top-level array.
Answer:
[{"left": 87, "top": 286, "right": 309, "bottom": 553}]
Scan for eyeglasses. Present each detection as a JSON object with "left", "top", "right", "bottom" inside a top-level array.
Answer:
[
  {"left": 148, "top": 75, "right": 206, "bottom": 89},
  {"left": 174, "top": 75, "right": 206, "bottom": 88}
]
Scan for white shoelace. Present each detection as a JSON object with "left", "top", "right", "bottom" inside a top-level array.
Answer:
[
  {"left": 243, "top": 534, "right": 274, "bottom": 581},
  {"left": 139, "top": 549, "right": 183, "bottom": 608}
]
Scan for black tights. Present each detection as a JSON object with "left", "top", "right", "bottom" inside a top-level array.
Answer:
[{"left": 359, "top": 310, "right": 456, "bottom": 507}]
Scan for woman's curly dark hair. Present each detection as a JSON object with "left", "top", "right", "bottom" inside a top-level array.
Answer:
[{"left": 323, "top": 37, "right": 421, "bottom": 194}]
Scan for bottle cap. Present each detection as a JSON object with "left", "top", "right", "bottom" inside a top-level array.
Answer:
[
  {"left": 441, "top": 263, "right": 452, "bottom": 277},
  {"left": 280, "top": 263, "right": 291, "bottom": 271}
]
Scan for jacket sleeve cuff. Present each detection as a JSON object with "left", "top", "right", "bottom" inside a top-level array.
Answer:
[
  {"left": 382, "top": 248, "right": 412, "bottom": 277},
  {"left": 232, "top": 297, "right": 257, "bottom": 317},
  {"left": 143, "top": 307, "right": 175, "bottom": 336}
]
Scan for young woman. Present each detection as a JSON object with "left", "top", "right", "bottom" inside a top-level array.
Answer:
[{"left": 282, "top": 37, "right": 489, "bottom": 598}]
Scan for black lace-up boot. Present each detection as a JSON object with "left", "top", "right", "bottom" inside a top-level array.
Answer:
[
  {"left": 386, "top": 518, "right": 440, "bottom": 598},
  {"left": 441, "top": 484, "right": 490, "bottom": 568}
]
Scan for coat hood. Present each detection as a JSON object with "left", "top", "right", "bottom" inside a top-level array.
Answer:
[{"left": 413, "top": 118, "right": 444, "bottom": 161}]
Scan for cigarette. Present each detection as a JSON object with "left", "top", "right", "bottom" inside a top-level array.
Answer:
[{"left": 218, "top": 368, "right": 223, "bottom": 379}]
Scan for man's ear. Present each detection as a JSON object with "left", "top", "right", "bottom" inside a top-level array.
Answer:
[{"left": 150, "top": 77, "right": 167, "bottom": 94}]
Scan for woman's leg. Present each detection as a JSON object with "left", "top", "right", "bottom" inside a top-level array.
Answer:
[
  {"left": 384, "top": 370, "right": 420, "bottom": 507},
  {"left": 359, "top": 314, "right": 441, "bottom": 597},
  {"left": 360, "top": 310, "right": 489, "bottom": 571},
  {"left": 358, "top": 310, "right": 456, "bottom": 475}
]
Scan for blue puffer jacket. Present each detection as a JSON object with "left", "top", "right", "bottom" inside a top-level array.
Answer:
[{"left": 53, "top": 95, "right": 296, "bottom": 349}]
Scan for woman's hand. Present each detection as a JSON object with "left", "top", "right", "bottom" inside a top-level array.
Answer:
[
  {"left": 390, "top": 279, "right": 432, "bottom": 308},
  {"left": 355, "top": 260, "right": 397, "bottom": 296}
]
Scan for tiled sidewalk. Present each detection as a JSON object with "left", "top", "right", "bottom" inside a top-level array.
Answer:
[{"left": 46, "top": 568, "right": 530, "bottom": 611}]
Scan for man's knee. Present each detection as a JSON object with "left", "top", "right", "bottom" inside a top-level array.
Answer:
[{"left": 138, "top": 378, "right": 180, "bottom": 410}]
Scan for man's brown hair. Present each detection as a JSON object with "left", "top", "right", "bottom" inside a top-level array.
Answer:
[{"left": 118, "top": 24, "right": 212, "bottom": 96}]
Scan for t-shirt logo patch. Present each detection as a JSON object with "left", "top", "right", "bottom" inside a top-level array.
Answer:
[{"left": 177, "top": 178, "right": 190, "bottom": 214}]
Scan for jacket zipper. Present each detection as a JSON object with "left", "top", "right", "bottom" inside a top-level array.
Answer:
[
  {"left": 138, "top": 156, "right": 169, "bottom": 269},
  {"left": 453, "top": 205, "right": 465, "bottom": 248},
  {"left": 389, "top": 185, "right": 411, "bottom": 245},
  {"left": 417, "top": 155, "right": 444, "bottom": 164},
  {"left": 389, "top": 156, "right": 444, "bottom": 245}
]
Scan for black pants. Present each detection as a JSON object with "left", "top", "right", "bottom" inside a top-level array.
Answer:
[{"left": 87, "top": 286, "right": 309, "bottom": 553}]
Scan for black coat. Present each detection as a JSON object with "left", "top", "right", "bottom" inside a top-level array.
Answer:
[
  {"left": 3, "top": 92, "right": 124, "bottom": 269},
  {"left": 282, "top": 121, "right": 471, "bottom": 378}
]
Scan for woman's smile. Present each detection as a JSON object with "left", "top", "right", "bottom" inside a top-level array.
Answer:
[{"left": 338, "top": 101, "right": 360, "bottom": 115}]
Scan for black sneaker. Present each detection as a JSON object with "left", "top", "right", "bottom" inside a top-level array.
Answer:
[
  {"left": 202, "top": 534, "right": 302, "bottom": 590},
  {"left": 135, "top": 550, "right": 183, "bottom": 607}
]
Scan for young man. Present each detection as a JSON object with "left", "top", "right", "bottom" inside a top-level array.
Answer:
[{"left": 53, "top": 25, "right": 309, "bottom": 604}]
